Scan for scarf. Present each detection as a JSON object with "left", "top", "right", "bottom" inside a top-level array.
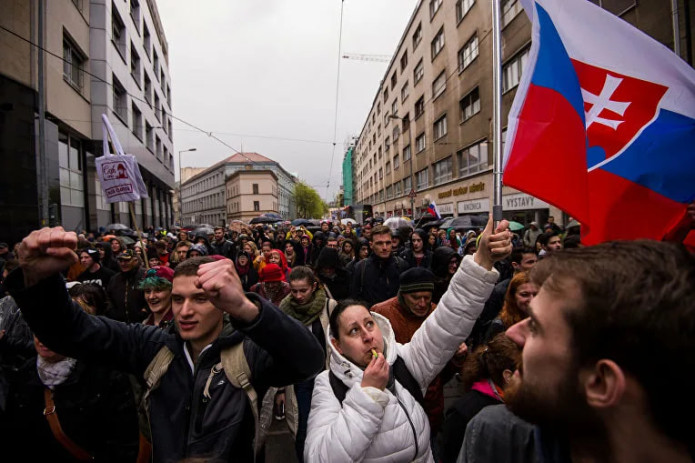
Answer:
[
  {"left": 37, "top": 356, "right": 78, "bottom": 389},
  {"left": 235, "top": 261, "right": 250, "bottom": 276},
  {"left": 280, "top": 287, "right": 327, "bottom": 325},
  {"left": 470, "top": 379, "right": 505, "bottom": 402}
]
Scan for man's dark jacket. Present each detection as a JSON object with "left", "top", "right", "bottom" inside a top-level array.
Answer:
[
  {"left": 6, "top": 269, "right": 325, "bottom": 463},
  {"left": 399, "top": 247, "right": 434, "bottom": 269},
  {"left": 210, "top": 239, "right": 236, "bottom": 259},
  {"left": 105, "top": 266, "right": 147, "bottom": 323},
  {"left": 350, "top": 254, "right": 409, "bottom": 306}
]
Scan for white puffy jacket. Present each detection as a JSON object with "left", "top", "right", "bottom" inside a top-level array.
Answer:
[{"left": 304, "top": 255, "right": 499, "bottom": 463}]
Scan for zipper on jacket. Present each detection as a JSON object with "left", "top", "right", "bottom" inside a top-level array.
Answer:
[{"left": 396, "top": 396, "right": 419, "bottom": 461}]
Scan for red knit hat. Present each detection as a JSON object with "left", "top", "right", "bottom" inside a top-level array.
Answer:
[{"left": 259, "top": 263, "right": 284, "bottom": 282}]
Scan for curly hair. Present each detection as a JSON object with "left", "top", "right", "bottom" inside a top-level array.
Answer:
[{"left": 461, "top": 333, "right": 520, "bottom": 391}]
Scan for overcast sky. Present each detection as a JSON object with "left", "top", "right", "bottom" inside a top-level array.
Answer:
[{"left": 157, "top": 0, "right": 420, "bottom": 202}]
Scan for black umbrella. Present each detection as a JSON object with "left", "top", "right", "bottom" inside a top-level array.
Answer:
[
  {"left": 105, "top": 223, "right": 129, "bottom": 231},
  {"left": 292, "top": 219, "right": 313, "bottom": 227},
  {"left": 193, "top": 226, "right": 214, "bottom": 236},
  {"left": 448, "top": 215, "right": 489, "bottom": 231},
  {"left": 249, "top": 216, "right": 281, "bottom": 224},
  {"left": 262, "top": 212, "right": 283, "bottom": 220}
]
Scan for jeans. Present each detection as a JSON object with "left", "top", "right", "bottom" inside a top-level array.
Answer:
[{"left": 294, "top": 378, "right": 315, "bottom": 462}]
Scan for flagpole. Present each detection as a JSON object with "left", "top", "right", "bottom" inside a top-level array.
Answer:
[{"left": 491, "top": 0, "right": 504, "bottom": 225}]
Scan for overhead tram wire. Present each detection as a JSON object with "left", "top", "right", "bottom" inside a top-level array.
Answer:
[{"left": 325, "top": 0, "right": 346, "bottom": 199}]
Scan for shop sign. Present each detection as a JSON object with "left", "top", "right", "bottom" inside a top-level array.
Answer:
[
  {"left": 503, "top": 193, "right": 549, "bottom": 211},
  {"left": 438, "top": 182, "right": 486, "bottom": 200},
  {"left": 457, "top": 198, "right": 490, "bottom": 214},
  {"left": 439, "top": 203, "right": 454, "bottom": 215}
]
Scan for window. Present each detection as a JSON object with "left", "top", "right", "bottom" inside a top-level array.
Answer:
[
  {"left": 403, "top": 176, "right": 412, "bottom": 193},
  {"left": 385, "top": 161, "right": 391, "bottom": 174},
  {"left": 166, "top": 84, "right": 171, "bottom": 107},
  {"left": 385, "top": 136, "right": 391, "bottom": 151},
  {"left": 457, "top": 140, "right": 489, "bottom": 176},
  {"left": 400, "top": 52, "right": 408, "bottom": 72},
  {"left": 433, "top": 157, "right": 453, "bottom": 185},
  {"left": 430, "top": 0, "right": 443, "bottom": 19},
  {"left": 588, "top": 0, "right": 636, "bottom": 15},
  {"left": 502, "top": 0, "right": 522, "bottom": 26},
  {"left": 416, "top": 168, "right": 429, "bottom": 191},
  {"left": 153, "top": 50, "right": 160, "bottom": 78},
  {"left": 416, "top": 133, "right": 426, "bottom": 153},
  {"left": 413, "top": 59, "right": 424, "bottom": 84},
  {"left": 254, "top": 201, "right": 260, "bottom": 212},
  {"left": 431, "top": 27, "right": 445, "bottom": 59},
  {"left": 412, "top": 23, "right": 422, "bottom": 49},
  {"left": 403, "top": 144, "right": 412, "bottom": 161},
  {"left": 155, "top": 136, "right": 162, "bottom": 160},
  {"left": 144, "top": 74, "right": 152, "bottom": 105},
  {"left": 458, "top": 34, "right": 479, "bottom": 72},
  {"left": 391, "top": 100, "right": 398, "bottom": 116},
  {"left": 63, "top": 36, "right": 85, "bottom": 91},
  {"left": 168, "top": 120, "right": 173, "bottom": 140},
  {"left": 503, "top": 48, "right": 529, "bottom": 92},
  {"left": 132, "top": 103, "right": 142, "bottom": 140},
  {"left": 401, "top": 82, "right": 409, "bottom": 102},
  {"left": 393, "top": 125, "right": 400, "bottom": 141},
  {"left": 395, "top": 181, "right": 402, "bottom": 196},
  {"left": 253, "top": 184, "right": 259, "bottom": 194},
  {"left": 145, "top": 122, "right": 153, "bottom": 152},
  {"left": 155, "top": 94, "right": 161, "bottom": 121},
  {"left": 111, "top": 5, "right": 126, "bottom": 58},
  {"left": 130, "top": 44, "right": 141, "bottom": 87},
  {"left": 414, "top": 96, "right": 425, "bottom": 119},
  {"left": 391, "top": 72, "right": 397, "bottom": 89},
  {"left": 143, "top": 23, "right": 151, "bottom": 58},
  {"left": 383, "top": 87, "right": 389, "bottom": 102},
  {"left": 394, "top": 154, "right": 400, "bottom": 170},
  {"left": 160, "top": 70, "right": 165, "bottom": 90},
  {"left": 59, "top": 132, "right": 84, "bottom": 207},
  {"left": 456, "top": 0, "right": 475, "bottom": 21},
  {"left": 379, "top": 168, "right": 383, "bottom": 179},
  {"left": 432, "top": 70, "right": 446, "bottom": 99},
  {"left": 386, "top": 185, "right": 393, "bottom": 199},
  {"left": 434, "top": 114, "right": 448, "bottom": 140},
  {"left": 130, "top": 0, "right": 140, "bottom": 31},
  {"left": 112, "top": 75, "right": 127, "bottom": 122},
  {"left": 460, "top": 87, "right": 481, "bottom": 121}
]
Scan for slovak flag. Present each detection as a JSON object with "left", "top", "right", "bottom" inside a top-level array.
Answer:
[
  {"left": 427, "top": 202, "right": 441, "bottom": 219},
  {"left": 503, "top": 0, "right": 695, "bottom": 245}
]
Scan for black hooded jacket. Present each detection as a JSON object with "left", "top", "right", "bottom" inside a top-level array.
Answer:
[
  {"left": 350, "top": 253, "right": 410, "bottom": 306},
  {"left": 314, "top": 247, "right": 351, "bottom": 300},
  {"left": 6, "top": 269, "right": 325, "bottom": 463},
  {"left": 105, "top": 265, "right": 147, "bottom": 323},
  {"left": 431, "top": 247, "right": 459, "bottom": 304}
]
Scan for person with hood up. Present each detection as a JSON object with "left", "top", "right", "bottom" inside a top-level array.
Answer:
[
  {"left": 310, "top": 232, "right": 326, "bottom": 267},
  {"left": 338, "top": 239, "right": 355, "bottom": 266},
  {"left": 105, "top": 250, "right": 148, "bottom": 323},
  {"left": 284, "top": 240, "right": 305, "bottom": 268},
  {"left": 314, "top": 247, "right": 351, "bottom": 301},
  {"left": 431, "top": 247, "right": 462, "bottom": 304},
  {"left": 186, "top": 243, "right": 208, "bottom": 258},
  {"left": 268, "top": 249, "right": 291, "bottom": 280},
  {"left": 234, "top": 250, "right": 259, "bottom": 292},
  {"left": 299, "top": 234, "right": 314, "bottom": 267},
  {"left": 345, "top": 237, "right": 370, "bottom": 274},
  {"left": 304, "top": 219, "right": 512, "bottom": 463},
  {"left": 250, "top": 263, "right": 291, "bottom": 306},
  {"left": 96, "top": 241, "right": 119, "bottom": 273},
  {"left": 400, "top": 229, "right": 433, "bottom": 269}
]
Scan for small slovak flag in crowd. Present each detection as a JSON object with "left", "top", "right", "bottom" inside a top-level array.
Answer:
[
  {"left": 503, "top": 0, "right": 695, "bottom": 245},
  {"left": 427, "top": 202, "right": 441, "bottom": 219}
]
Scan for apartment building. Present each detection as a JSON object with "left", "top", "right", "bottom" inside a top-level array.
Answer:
[
  {"left": 226, "top": 170, "right": 279, "bottom": 223},
  {"left": 181, "top": 152, "right": 297, "bottom": 227},
  {"left": 0, "top": 0, "right": 175, "bottom": 244},
  {"left": 351, "top": 0, "right": 693, "bottom": 225}
]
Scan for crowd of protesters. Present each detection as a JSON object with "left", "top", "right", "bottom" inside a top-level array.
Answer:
[{"left": 0, "top": 210, "right": 693, "bottom": 463}]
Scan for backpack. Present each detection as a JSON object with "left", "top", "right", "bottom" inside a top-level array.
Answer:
[
  {"left": 141, "top": 342, "right": 270, "bottom": 461},
  {"left": 328, "top": 356, "right": 424, "bottom": 406}
]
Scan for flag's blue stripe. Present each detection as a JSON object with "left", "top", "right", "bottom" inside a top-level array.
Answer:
[
  {"left": 530, "top": 3, "right": 586, "bottom": 125},
  {"left": 600, "top": 109, "right": 695, "bottom": 203}
]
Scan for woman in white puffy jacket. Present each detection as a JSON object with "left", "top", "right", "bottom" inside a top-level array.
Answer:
[{"left": 304, "top": 220, "right": 512, "bottom": 463}]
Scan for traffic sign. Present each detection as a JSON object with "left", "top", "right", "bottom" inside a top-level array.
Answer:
[{"left": 408, "top": 189, "right": 416, "bottom": 199}]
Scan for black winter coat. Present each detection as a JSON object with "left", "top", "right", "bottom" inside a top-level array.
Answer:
[
  {"left": 399, "top": 248, "right": 434, "bottom": 269},
  {"left": 210, "top": 239, "right": 236, "bottom": 259},
  {"left": 350, "top": 254, "right": 410, "bottom": 306},
  {"left": 0, "top": 358, "right": 139, "bottom": 462},
  {"left": 6, "top": 270, "right": 326, "bottom": 463},
  {"left": 105, "top": 266, "right": 148, "bottom": 323}
]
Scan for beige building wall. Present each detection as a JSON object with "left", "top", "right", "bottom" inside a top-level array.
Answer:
[
  {"left": 226, "top": 170, "right": 279, "bottom": 223},
  {"left": 0, "top": 1, "right": 35, "bottom": 89}
]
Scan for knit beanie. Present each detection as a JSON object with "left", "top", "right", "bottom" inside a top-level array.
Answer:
[
  {"left": 82, "top": 248, "right": 100, "bottom": 264},
  {"left": 259, "top": 263, "right": 284, "bottom": 282},
  {"left": 139, "top": 266, "right": 174, "bottom": 289},
  {"left": 399, "top": 267, "right": 435, "bottom": 294}
]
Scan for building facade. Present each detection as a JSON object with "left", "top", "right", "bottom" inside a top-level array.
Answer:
[
  {"left": 0, "top": 0, "right": 176, "bottom": 245},
  {"left": 350, "top": 0, "right": 693, "bottom": 225},
  {"left": 181, "top": 152, "right": 297, "bottom": 227},
  {"left": 226, "top": 170, "right": 279, "bottom": 223}
]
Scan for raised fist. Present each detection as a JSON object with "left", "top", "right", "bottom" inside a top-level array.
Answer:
[{"left": 18, "top": 227, "right": 78, "bottom": 287}]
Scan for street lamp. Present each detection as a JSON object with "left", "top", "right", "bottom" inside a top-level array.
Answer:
[
  {"left": 388, "top": 114, "right": 415, "bottom": 217},
  {"left": 178, "top": 148, "right": 197, "bottom": 226}
]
